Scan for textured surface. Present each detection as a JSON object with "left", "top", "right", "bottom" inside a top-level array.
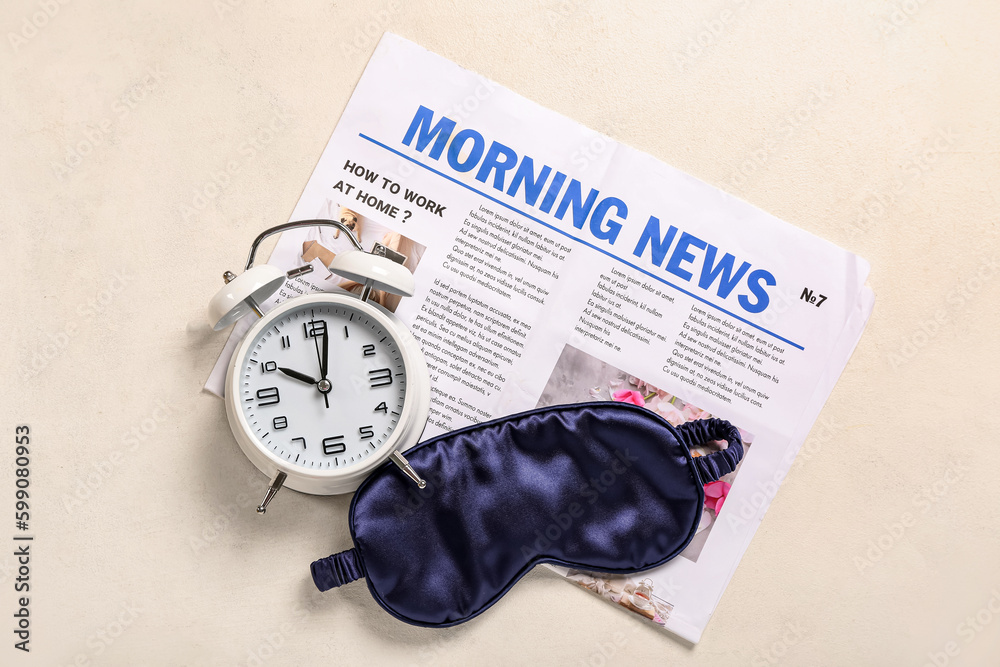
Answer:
[{"left": 2, "top": 1, "right": 998, "bottom": 664}]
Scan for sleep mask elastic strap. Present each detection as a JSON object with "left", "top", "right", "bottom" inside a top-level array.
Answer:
[
  {"left": 312, "top": 548, "right": 363, "bottom": 590},
  {"left": 676, "top": 418, "right": 744, "bottom": 483}
]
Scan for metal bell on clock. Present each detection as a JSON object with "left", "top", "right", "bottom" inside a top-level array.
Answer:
[
  {"left": 329, "top": 247, "right": 415, "bottom": 301},
  {"left": 207, "top": 264, "right": 286, "bottom": 331}
]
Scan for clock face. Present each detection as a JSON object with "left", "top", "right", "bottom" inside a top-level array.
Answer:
[{"left": 237, "top": 301, "right": 407, "bottom": 472}]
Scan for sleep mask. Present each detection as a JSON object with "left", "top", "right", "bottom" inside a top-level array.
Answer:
[{"left": 310, "top": 401, "right": 743, "bottom": 627}]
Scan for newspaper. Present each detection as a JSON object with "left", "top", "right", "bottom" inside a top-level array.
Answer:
[{"left": 206, "top": 33, "right": 873, "bottom": 643}]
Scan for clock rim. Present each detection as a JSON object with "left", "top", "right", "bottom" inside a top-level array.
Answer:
[{"left": 224, "top": 290, "right": 430, "bottom": 495}]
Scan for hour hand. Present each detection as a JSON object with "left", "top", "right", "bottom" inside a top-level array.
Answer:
[{"left": 277, "top": 367, "right": 319, "bottom": 386}]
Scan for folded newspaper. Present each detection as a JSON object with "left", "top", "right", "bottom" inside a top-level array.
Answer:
[{"left": 206, "top": 33, "right": 874, "bottom": 643}]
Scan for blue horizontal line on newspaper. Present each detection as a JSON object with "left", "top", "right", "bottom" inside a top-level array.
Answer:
[{"left": 358, "top": 132, "right": 805, "bottom": 352}]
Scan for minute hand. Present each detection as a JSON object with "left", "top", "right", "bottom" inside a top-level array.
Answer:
[
  {"left": 277, "top": 367, "right": 320, "bottom": 385},
  {"left": 321, "top": 328, "right": 329, "bottom": 379},
  {"left": 311, "top": 328, "right": 331, "bottom": 409}
]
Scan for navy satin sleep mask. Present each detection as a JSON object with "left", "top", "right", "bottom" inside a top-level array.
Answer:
[{"left": 310, "top": 401, "right": 743, "bottom": 627}]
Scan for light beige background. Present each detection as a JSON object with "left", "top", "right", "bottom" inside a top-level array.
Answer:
[{"left": 3, "top": 1, "right": 998, "bottom": 665}]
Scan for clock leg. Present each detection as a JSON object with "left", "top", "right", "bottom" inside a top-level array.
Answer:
[
  {"left": 256, "top": 471, "right": 288, "bottom": 514},
  {"left": 389, "top": 451, "right": 427, "bottom": 489}
]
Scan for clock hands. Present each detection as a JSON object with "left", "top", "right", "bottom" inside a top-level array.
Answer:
[
  {"left": 311, "top": 326, "right": 331, "bottom": 409},
  {"left": 277, "top": 361, "right": 331, "bottom": 408},
  {"left": 321, "top": 324, "right": 329, "bottom": 379},
  {"left": 277, "top": 367, "right": 320, "bottom": 386},
  {"left": 278, "top": 319, "right": 331, "bottom": 410}
]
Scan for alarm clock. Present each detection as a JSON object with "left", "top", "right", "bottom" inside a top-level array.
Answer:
[{"left": 208, "top": 219, "right": 430, "bottom": 514}]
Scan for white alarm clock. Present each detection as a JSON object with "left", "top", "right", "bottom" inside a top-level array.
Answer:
[{"left": 208, "top": 220, "right": 430, "bottom": 514}]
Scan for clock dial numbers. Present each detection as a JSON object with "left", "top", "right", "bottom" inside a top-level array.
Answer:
[
  {"left": 323, "top": 436, "right": 346, "bottom": 456},
  {"left": 241, "top": 303, "right": 408, "bottom": 471},
  {"left": 256, "top": 387, "right": 280, "bottom": 406},
  {"left": 304, "top": 319, "right": 326, "bottom": 339},
  {"left": 369, "top": 368, "right": 392, "bottom": 388}
]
